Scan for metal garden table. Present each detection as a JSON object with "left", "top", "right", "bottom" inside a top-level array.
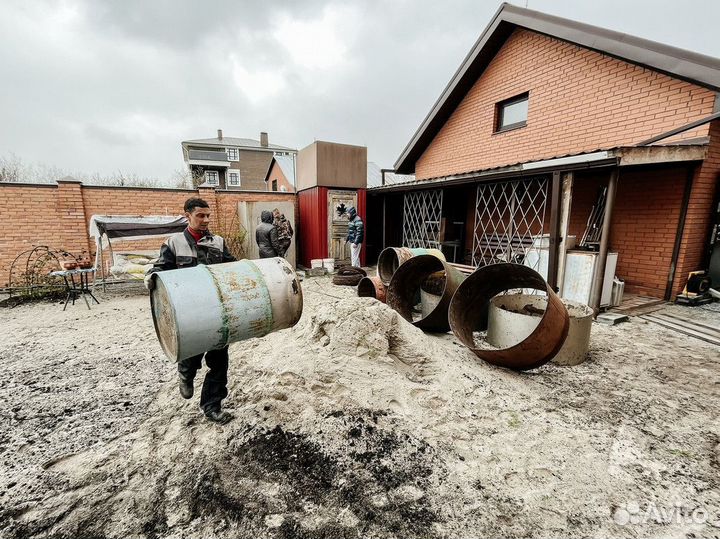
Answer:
[{"left": 50, "top": 268, "right": 100, "bottom": 310}]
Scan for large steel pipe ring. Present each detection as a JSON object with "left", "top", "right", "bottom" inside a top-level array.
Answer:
[
  {"left": 448, "top": 263, "right": 569, "bottom": 371},
  {"left": 377, "top": 247, "right": 445, "bottom": 285},
  {"left": 387, "top": 254, "right": 466, "bottom": 332},
  {"left": 357, "top": 276, "right": 387, "bottom": 303}
]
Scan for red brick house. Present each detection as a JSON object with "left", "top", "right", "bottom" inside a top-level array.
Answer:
[
  {"left": 367, "top": 3, "right": 720, "bottom": 308},
  {"left": 264, "top": 154, "right": 296, "bottom": 193}
]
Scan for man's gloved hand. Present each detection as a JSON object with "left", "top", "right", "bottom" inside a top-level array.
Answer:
[{"left": 144, "top": 273, "right": 155, "bottom": 291}]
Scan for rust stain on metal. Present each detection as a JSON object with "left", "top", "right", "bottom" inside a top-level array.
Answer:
[
  {"left": 386, "top": 255, "right": 465, "bottom": 332},
  {"left": 357, "top": 276, "right": 387, "bottom": 303},
  {"left": 448, "top": 263, "right": 570, "bottom": 371}
]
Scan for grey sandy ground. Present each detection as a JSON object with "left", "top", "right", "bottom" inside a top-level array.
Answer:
[{"left": 1, "top": 278, "right": 719, "bottom": 538}]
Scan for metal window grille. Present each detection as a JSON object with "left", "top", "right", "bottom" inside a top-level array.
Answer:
[
  {"left": 472, "top": 177, "right": 548, "bottom": 270},
  {"left": 402, "top": 189, "right": 443, "bottom": 248},
  {"left": 204, "top": 170, "right": 219, "bottom": 186}
]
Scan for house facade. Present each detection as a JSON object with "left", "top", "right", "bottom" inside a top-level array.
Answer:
[
  {"left": 368, "top": 3, "right": 720, "bottom": 308},
  {"left": 264, "top": 155, "right": 296, "bottom": 193},
  {"left": 181, "top": 130, "right": 296, "bottom": 191}
]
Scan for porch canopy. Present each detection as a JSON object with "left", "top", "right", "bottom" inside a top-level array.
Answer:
[
  {"left": 89, "top": 215, "right": 188, "bottom": 287},
  {"left": 89, "top": 215, "right": 188, "bottom": 241}
]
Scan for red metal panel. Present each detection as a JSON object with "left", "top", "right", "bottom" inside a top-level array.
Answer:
[
  {"left": 297, "top": 186, "right": 328, "bottom": 268},
  {"left": 356, "top": 188, "right": 367, "bottom": 266}
]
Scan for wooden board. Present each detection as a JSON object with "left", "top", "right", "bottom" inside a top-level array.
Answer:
[{"left": 640, "top": 313, "right": 720, "bottom": 346}]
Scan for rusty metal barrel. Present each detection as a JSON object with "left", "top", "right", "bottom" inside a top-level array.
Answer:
[
  {"left": 357, "top": 276, "right": 387, "bottom": 303},
  {"left": 448, "top": 263, "right": 569, "bottom": 371},
  {"left": 377, "top": 247, "right": 446, "bottom": 285},
  {"left": 387, "top": 254, "right": 466, "bottom": 332},
  {"left": 150, "top": 257, "right": 303, "bottom": 361}
]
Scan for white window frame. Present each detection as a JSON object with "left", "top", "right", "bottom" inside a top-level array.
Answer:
[
  {"left": 204, "top": 170, "right": 219, "bottom": 186},
  {"left": 227, "top": 170, "right": 241, "bottom": 187},
  {"left": 226, "top": 147, "right": 239, "bottom": 161}
]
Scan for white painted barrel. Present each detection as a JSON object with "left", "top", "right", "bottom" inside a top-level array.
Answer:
[
  {"left": 150, "top": 257, "right": 303, "bottom": 361},
  {"left": 486, "top": 294, "right": 593, "bottom": 366}
]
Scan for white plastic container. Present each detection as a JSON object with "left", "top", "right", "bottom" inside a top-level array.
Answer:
[
  {"left": 310, "top": 259, "right": 324, "bottom": 269},
  {"left": 486, "top": 293, "right": 593, "bottom": 366},
  {"left": 322, "top": 258, "right": 335, "bottom": 273}
]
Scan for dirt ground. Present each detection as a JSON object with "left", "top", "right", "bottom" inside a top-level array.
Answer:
[{"left": 1, "top": 275, "right": 719, "bottom": 539}]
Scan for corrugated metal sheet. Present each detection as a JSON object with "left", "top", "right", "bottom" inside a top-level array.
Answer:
[{"left": 298, "top": 186, "right": 328, "bottom": 268}]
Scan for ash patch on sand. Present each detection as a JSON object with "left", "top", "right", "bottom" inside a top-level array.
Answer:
[{"left": 3, "top": 409, "right": 442, "bottom": 539}]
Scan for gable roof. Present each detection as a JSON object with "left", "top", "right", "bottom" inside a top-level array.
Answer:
[
  {"left": 264, "top": 155, "right": 296, "bottom": 185},
  {"left": 183, "top": 136, "right": 295, "bottom": 152},
  {"left": 394, "top": 3, "right": 720, "bottom": 174}
]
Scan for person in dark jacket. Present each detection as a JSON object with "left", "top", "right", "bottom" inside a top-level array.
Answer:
[
  {"left": 346, "top": 206, "right": 364, "bottom": 267},
  {"left": 145, "top": 197, "right": 236, "bottom": 424},
  {"left": 256, "top": 210, "right": 281, "bottom": 258}
]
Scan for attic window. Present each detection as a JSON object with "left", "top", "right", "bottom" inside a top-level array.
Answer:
[{"left": 495, "top": 92, "right": 529, "bottom": 132}]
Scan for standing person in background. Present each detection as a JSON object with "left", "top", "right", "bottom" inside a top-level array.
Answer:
[
  {"left": 145, "top": 197, "right": 235, "bottom": 425},
  {"left": 346, "top": 206, "right": 364, "bottom": 268},
  {"left": 256, "top": 210, "right": 280, "bottom": 258},
  {"left": 272, "top": 208, "right": 294, "bottom": 258}
]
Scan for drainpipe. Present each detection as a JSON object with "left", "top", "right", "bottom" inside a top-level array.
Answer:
[
  {"left": 590, "top": 168, "right": 619, "bottom": 314},
  {"left": 665, "top": 165, "right": 696, "bottom": 300}
]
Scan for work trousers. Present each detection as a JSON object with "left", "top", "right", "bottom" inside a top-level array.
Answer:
[
  {"left": 351, "top": 242, "right": 362, "bottom": 267},
  {"left": 177, "top": 347, "right": 229, "bottom": 413}
]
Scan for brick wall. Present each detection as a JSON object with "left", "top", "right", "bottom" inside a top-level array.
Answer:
[
  {"left": 568, "top": 166, "right": 690, "bottom": 298},
  {"left": 673, "top": 120, "right": 720, "bottom": 292},
  {"left": 416, "top": 28, "right": 716, "bottom": 180},
  {"left": 0, "top": 182, "right": 295, "bottom": 286}
]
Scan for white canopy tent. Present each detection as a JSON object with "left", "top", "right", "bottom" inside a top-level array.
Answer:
[{"left": 89, "top": 215, "right": 188, "bottom": 289}]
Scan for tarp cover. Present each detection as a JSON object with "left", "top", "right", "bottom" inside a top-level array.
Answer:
[{"left": 89, "top": 215, "right": 188, "bottom": 240}]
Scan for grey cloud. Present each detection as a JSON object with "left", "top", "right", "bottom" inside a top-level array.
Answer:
[{"left": 1, "top": 0, "right": 719, "bottom": 182}]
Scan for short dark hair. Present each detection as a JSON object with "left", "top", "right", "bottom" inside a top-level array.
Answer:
[{"left": 184, "top": 197, "right": 210, "bottom": 213}]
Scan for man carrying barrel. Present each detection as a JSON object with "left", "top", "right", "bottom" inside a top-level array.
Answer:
[{"left": 145, "top": 197, "right": 236, "bottom": 424}]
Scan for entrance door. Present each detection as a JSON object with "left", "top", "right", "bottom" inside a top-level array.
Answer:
[{"left": 328, "top": 189, "right": 357, "bottom": 264}]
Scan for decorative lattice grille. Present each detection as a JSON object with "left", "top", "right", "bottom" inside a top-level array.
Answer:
[
  {"left": 472, "top": 177, "right": 548, "bottom": 269},
  {"left": 402, "top": 189, "right": 443, "bottom": 248}
]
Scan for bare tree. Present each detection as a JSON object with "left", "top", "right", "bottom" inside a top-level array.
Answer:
[
  {"left": 170, "top": 168, "right": 195, "bottom": 189},
  {"left": 0, "top": 153, "right": 23, "bottom": 182}
]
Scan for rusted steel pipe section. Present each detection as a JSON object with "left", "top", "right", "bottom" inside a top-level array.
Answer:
[
  {"left": 150, "top": 257, "right": 303, "bottom": 361},
  {"left": 448, "top": 263, "right": 569, "bottom": 371},
  {"left": 377, "top": 247, "right": 446, "bottom": 285},
  {"left": 357, "top": 276, "right": 387, "bottom": 303},
  {"left": 387, "top": 254, "right": 466, "bottom": 332}
]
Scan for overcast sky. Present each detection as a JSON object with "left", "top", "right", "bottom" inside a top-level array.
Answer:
[{"left": 1, "top": 0, "right": 719, "bottom": 183}]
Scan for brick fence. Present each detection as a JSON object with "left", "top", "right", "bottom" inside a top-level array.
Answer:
[{"left": 0, "top": 180, "right": 296, "bottom": 287}]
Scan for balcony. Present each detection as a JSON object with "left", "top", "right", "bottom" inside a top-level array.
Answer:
[{"left": 187, "top": 149, "right": 230, "bottom": 167}]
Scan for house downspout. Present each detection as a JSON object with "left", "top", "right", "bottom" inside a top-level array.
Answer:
[{"left": 665, "top": 165, "right": 696, "bottom": 300}]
